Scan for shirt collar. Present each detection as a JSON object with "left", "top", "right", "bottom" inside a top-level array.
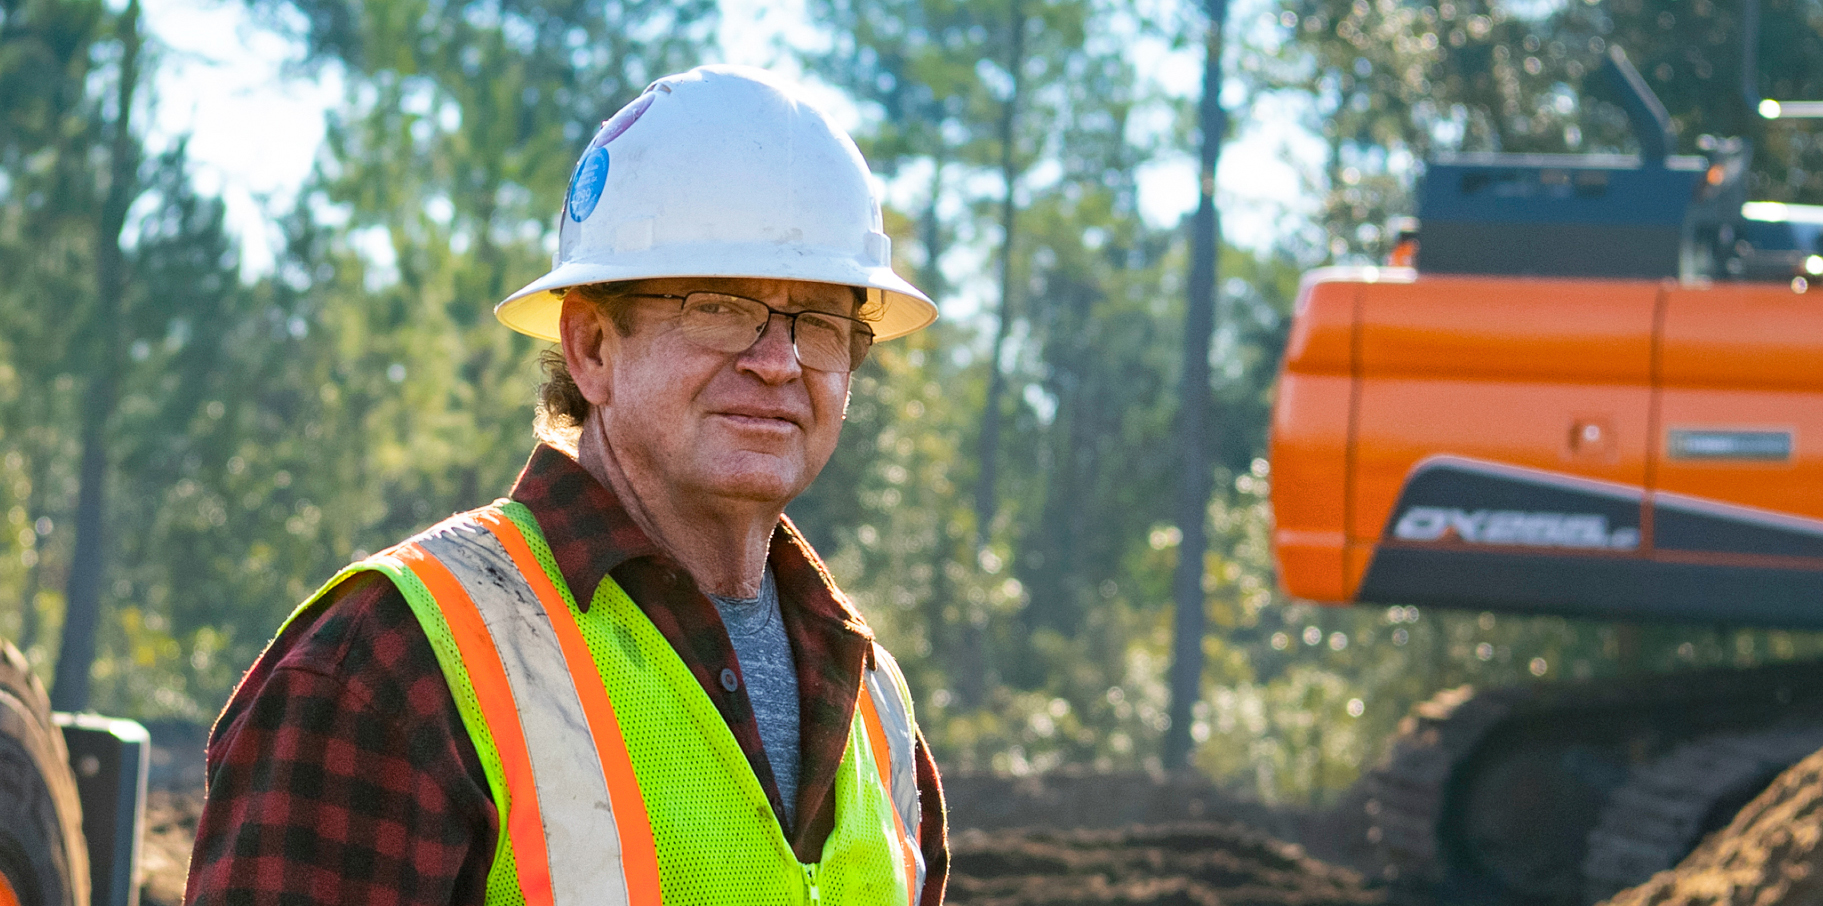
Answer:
[{"left": 508, "top": 443, "right": 661, "bottom": 607}]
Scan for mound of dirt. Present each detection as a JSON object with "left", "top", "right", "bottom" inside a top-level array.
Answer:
[
  {"left": 947, "top": 823, "right": 1387, "bottom": 906},
  {"left": 1604, "top": 747, "right": 1823, "bottom": 906}
]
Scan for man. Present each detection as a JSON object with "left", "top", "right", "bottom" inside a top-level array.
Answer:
[{"left": 186, "top": 65, "right": 947, "bottom": 905}]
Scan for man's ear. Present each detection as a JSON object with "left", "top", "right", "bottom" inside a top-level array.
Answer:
[{"left": 559, "top": 290, "right": 616, "bottom": 407}]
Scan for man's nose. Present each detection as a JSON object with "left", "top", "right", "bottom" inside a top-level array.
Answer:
[{"left": 737, "top": 311, "right": 802, "bottom": 382}]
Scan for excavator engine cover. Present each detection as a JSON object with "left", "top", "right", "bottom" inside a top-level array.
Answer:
[
  {"left": 1418, "top": 153, "right": 1707, "bottom": 279},
  {"left": 1270, "top": 267, "right": 1823, "bottom": 623}
]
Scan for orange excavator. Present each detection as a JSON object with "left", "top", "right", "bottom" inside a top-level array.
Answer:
[{"left": 1269, "top": 47, "right": 1823, "bottom": 904}]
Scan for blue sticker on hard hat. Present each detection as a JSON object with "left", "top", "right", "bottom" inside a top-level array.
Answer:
[
  {"left": 566, "top": 147, "right": 610, "bottom": 222},
  {"left": 564, "top": 94, "right": 655, "bottom": 223}
]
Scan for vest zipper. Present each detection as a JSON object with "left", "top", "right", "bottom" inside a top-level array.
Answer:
[{"left": 804, "top": 862, "right": 821, "bottom": 904}]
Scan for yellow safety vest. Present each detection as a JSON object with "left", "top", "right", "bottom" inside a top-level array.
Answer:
[{"left": 286, "top": 500, "right": 925, "bottom": 905}]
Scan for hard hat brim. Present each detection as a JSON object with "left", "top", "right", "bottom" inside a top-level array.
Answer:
[{"left": 496, "top": 244, "right": 938, "bottom": 344}]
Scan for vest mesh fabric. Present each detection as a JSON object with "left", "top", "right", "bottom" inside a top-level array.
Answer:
[
  {"left": 817, "top": 706, "right": 909, "bottom": 904},
  {"left": 496, "top": 502, "right": 909, "bottom": 904}
]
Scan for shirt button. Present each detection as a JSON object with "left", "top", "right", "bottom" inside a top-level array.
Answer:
[{"left": 720, "top": 668, "right": 739, "bottom": 692}]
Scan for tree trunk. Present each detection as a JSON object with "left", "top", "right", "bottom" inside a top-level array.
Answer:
[
  {"left": 918, "top": 153, "right": 948, "bottom": 297},
  {"left": 973, "top": 0, "right": 1027, "bottom": 549},
  {"left": 1163, "top": 0, "right": 1229, "bottom": 771},
  {"left": 52, "top": 0, "right": 141, "bottom": 713},
  {"left": 17, "top": 448, "right": 52, "bottom": 650}
]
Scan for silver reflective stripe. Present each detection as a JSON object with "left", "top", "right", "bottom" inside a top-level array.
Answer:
[
  {"left": 416, "top": 520, "right": 632, "bottom": 906},
  {"left": 864, "top": 642, "right": 925, "bottom": 903}
]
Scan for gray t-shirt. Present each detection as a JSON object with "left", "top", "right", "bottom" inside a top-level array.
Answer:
[{"left": 709, "top": 568, "right": 801, "bottom": 826}]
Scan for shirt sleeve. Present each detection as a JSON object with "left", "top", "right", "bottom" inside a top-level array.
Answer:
[
  {"left": 184, "top": 581, "right": 496, "bottom": 906},
  {"left": 913, "top": 728, "right": 949, "bottom": 905}
]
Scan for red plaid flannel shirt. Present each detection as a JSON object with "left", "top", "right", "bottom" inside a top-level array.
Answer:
[{"left": 185, "top": 444, "right": 948, "bottom": 905}]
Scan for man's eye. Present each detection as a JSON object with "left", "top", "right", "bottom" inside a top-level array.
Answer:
[
  {"left": 798, "top": 315, "right": 844, "bottom": 338},
  {"left": 690, "top": 295, "right": 756, "bottom": 317}
]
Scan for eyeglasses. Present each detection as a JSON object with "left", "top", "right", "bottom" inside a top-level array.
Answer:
[{"left": 626, "top": 292, "right": 875, "bottom": 373}]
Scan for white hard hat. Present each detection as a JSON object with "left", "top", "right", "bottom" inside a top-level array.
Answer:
[{"left": 496, "top": 65, "right": 937, "bottom": 342}]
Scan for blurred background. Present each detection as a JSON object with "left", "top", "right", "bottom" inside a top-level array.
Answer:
[{"left": 4, "top": 0, "right": 1823, "bottom": 871}]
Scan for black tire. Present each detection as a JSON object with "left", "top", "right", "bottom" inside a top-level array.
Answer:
[{"left": 0, "top": 640, "right": 88, "bottom": 906}]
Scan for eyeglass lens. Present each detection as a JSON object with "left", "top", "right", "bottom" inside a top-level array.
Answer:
[{"left": 676, "top": 292, "right": 873, "bottom": 372}]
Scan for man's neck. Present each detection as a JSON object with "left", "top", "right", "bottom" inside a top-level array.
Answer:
[{"left": 576, "top": 417, "right": 777, "bottom": 598}]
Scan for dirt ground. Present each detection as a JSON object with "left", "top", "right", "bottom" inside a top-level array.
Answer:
[
  {"left": 946, "top": 823, "right": 1385, "bottom": 906},
  {"left": 940, "top": 770, "right": 1385, "bottom": 906}
]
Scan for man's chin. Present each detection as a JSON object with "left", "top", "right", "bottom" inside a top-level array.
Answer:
[{"left": 694, "top": 463, "right": 813, "bottom": 507}]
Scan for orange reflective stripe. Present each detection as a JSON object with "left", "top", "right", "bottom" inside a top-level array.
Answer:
[
  {"left": 474, "top": 509, "right": 663, "bottom": 905},
  {"left": 394, "top": 543, "right": 554, "bottom": 906},
  {"left": 0, "top": 869, "right": 21, "bottom": 906},
  {"left": 858, "top": 689, "right": 919, "bottom": 905}
]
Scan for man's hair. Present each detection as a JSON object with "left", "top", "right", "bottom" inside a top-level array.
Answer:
[
  {"left": 533, "top": 282, "right": 878, "bottom": 449},
  {"left": 535, "top": 282, "right": 638, "bottom": 449}
]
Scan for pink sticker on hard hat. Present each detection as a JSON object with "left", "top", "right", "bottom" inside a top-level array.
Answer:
[{"left": 590, "top": 93, "right": 654, "bottom": 152}]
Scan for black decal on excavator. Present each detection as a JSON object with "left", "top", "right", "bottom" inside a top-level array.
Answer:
[
  {"left": 1653, "top": 493, "right": 1823, "bottom": 560},
  {"left": 1391, "top": 507, "right": 1639, "bottom": 550},
  {"left": 1358, "top": 457, "right": 1823, "bottom": 626},
  {"left": 1376, "top": 456, "right": 1643, "bottom": 550}
]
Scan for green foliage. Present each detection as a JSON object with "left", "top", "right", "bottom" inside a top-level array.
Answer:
[
  {"left": 2, "top": 0, "right": 1822, "bottom": 809},
  {"left": 1253, "top": 0, "right": 1823, "bottom": 260},
  {"left": 0, "top": 0, "right": 722, "bottom": 715}
]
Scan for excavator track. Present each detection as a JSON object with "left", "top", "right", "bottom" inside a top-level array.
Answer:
[
  {"left": 1362, "top": 660, "right": 1823, "bottom": 905},
  {"left": 1365, "top": 685, "right": 1515, "bottom": 884}
]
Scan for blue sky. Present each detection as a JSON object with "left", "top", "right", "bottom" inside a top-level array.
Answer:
[{"left": 140, "top": 0, "right": 1316, "bottom": 300}]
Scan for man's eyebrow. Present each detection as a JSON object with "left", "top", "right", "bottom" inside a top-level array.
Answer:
[
  {"left": 678, "top": 283, "right": 853, "bottom": 314},
  {"left": 789, "top": 290, "right": 856, "bottom": 314}
]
